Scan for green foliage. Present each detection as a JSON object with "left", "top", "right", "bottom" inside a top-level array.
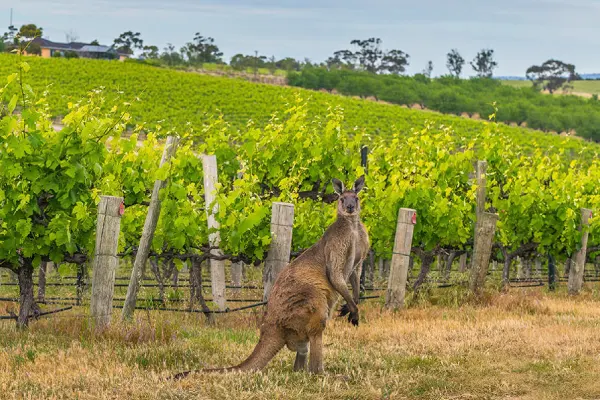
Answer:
[
  {"left": 0, "top": 60, "right": 130, "bottom": 268},
  {"left": 2, "top": 53, "right": 599, "bottom": 154}
]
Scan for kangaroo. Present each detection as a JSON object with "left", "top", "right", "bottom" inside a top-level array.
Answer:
[{"left": 172, "top": 176, "right": 369, "bottom": 379}]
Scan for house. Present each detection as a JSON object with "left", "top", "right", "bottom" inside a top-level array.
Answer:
[{"left": 30, "top": 38, "right": 130, "bottom": 61}]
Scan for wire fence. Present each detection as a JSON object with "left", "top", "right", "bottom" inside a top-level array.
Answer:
[{"left": 1, "top": 253, "right": 597, "bottom": 323}]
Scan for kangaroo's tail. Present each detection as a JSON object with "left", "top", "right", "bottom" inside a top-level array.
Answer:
[{"left": 170, "top": 325, "right": 285, "bottom": 380}]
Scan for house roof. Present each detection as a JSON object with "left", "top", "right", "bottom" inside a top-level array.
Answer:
[
  {"left": 32, "top": 37, "right": 116, "bottom": 53},
  {"left": 79, "top": 45, "right": 114, "bottom": 53},
  {"left": 32, "top": 37, "right": 71, "bottom": 50}
]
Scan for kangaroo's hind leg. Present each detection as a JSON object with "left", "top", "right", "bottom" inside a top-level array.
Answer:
[{"left": 308, "top": 331, "right": 324, "bottom": 374}]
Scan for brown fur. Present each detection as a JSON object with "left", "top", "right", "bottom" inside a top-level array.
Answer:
[{"left": 172, "top": 176, "right": 369, "bottom": 379}]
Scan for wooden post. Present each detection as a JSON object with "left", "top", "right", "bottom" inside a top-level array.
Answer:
[
  {"left": 383, "top": 259, "right": 391, "bottom": 278},
  {"left": 231, "top": 261, "right": 243, "bottom": 294},
  {"left": 564, "top": 258, "right": 571, "bottom": 277},
  {"left": 473, "top": 160, "right": 487, "bottom": 248},
  {"left": 524, "top": 258, "right": 532, "bottom": 279},
  {"left": 535, "top": 257, "right": 542, "bottom": 277},
  {"left": 470, "top": 212, "right": 498, "bottom": 295},
  {"left": 90, "top": 195, "right": 124, "bottom": 330},
  {"left": 385, "top": 208, "right": 416, "bottom": 310},
  {"left": 37, "top": 261, "right": 47, "bottom": 302},
  {"left": 263, "top": 202, "right": 294, "bottom": 301},
  {"left": 201, "top": 154, "right": 227, "bottom": 311},
  {"left": 516, "top": 256, "right": 523, "bottom": 279},
  {"left": 475, "top": 161, "right": 487, "bottom": 217},
  {"left": 568, "top": 208, "right": 593, "bottom": 295},
  {"left": 122, "top": 136, "right": 179, "bottom": 320},
  {"left": 548, "top": 253, "right": 556, "bottom": 291},
  {"left": 459, "top": 253, "right": 468, "bottom": 272}
]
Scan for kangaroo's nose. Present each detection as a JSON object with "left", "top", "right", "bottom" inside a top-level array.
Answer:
[{"left": 346, "top": 205, "right": 355, "bottom": 213}]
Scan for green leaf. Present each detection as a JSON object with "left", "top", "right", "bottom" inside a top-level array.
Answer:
[{"left": 7, "top": 94, "right": 18, "bottom": 114}]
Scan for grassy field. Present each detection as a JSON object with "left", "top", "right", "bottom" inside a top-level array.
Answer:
[
  {"left": 502, "top": 79, "right": 600, "bottom": 96},
  {"left": 3, "top": 286, "right": 600, "bottom": 399}
]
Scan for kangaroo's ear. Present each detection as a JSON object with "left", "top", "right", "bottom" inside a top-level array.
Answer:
[
  {"left": 353, "top": 175, "right": 365, "bottom": 193},
  {"left": 332, "top": 178, "right": 345, "bottom": 195}
]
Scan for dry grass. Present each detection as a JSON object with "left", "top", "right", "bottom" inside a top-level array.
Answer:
[{"left": 3, "top": 288, "right": 600, "bottom": 399}]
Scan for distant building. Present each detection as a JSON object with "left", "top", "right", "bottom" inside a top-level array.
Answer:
[{"left": 29, "top": 38, "right": 130, "bottom": 61}]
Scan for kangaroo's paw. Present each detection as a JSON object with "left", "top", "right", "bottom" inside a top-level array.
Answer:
[
  {"left": 349, "top": 311, "right": 359, "bottom": 327},
  {"left": 338, "top": 303, "right": 350, "bottom": 317}
]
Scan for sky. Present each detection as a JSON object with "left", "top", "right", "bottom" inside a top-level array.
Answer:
[{"left": 1, "top": 0, "right": 599, "bottom": 77}]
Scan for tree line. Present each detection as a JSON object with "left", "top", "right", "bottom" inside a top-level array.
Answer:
[
  {"left": 1, "top": 22, "right": 585, "bottom": 90},
  {"left": 286, "top": 69, "right": 600, "bottom": 141}
]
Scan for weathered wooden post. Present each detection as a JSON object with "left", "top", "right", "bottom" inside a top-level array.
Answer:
[
  {"left": 564, "top": 258, "right": 571, "bottom": 277},
  {"left": 37, "top": 261, "right": 47, "bottom": 302},
  {"left": 385, "top": 208, "right": 417, "bottom": 310},
  {"left": 201, "top": 154, "right": 228, "bottom": 311},
  {"left": 475, "top": 160, "right": 487, "bottom": 215},
  {"left": 231, "top": 261, "right": 243, "bottom": 294},
  {"left": 122, "top": 136, "right": 179, "bottom": 320},
  {"left": 534, "top": 257, "right": 542, "bottom": 277},
  {"left": 568, "top": 208, "right": 593, "bottom": 295},
  {"left": 470, "top": 212, "right": 498, "bottom": 295},
  {"left": 548, "top": 252, "right": 556, "bottom": 291},
  {"left": 263, "top": 202, "right": 294, "bottom": 301},
  {"left": 459, "top": 253, "right": 468, "bottom": 272},
  {"left": 473, "top": 160, "right": 487, "bottom": 246},
  {"left": 90, "top": 195, "right": 124, "bottom": 330}
]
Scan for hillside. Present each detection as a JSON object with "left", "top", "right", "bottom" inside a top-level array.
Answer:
[
  {"left": 0, "top": 54, "right": 598, "bottom": 161},
  {"left": 287, "top": 68, "right": 600, "bottom": 141}
]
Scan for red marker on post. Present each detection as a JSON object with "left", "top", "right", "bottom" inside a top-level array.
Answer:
[
  {"left": 119, "top": 202, "right": 125, "bottom": 216},
  {"left": 412, "top": 211, "right": 417, "bottom": 225}
]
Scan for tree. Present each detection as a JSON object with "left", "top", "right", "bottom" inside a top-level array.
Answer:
[
  {"left": 2, "top": 25, "right": 18, "bottom": 44},
  {"left": 328, "top": 38, "right": 409, "bottom": 74},
  {"left": 65, "top": 29, "right": 79, "bottom": 43},
  {"left": 142, "top": 45, "right": 159, "bottom": 59},
  {"left": 90, "top": 39, "right": 100, "bottom": 46},
  {"left": 18, "top": 24, "right": 43, "bottom": 40},
  {"left": 350, "top": 37, "right": 383, "bottom": 73},
  {"left": 275, "top": 57, "right": 301, "bottom": 71},
  {"left": 267, "top": 55, "right": 277, "bottom": 74},
  {"left": 180, "top": 32, "right": 223, "bottom": 65},
  {"left": 113, "top": 31, "right": 144, "bottom": 55},
  {"left": 526, "top": 59, "right": 578, "bottom": 94},
  {"left": 380, "top": 49, "right": 410, "bottom": 74},
  {"left": 446, "top": 49, "right": 465, "bottom": 78},
  {"left": 229, "top": 53, "right": 266, "bottom": 71},
  {"left": 160, "top": 43, "right": 184, "bottom": 66},
  {"left": 326, "top": 50, "right": 356, "bottom": 70},
  {"left": 471, "top": 49, "right": 498, "bottom": 78},
  {"left": 422, "top": 61, "right": 433, "bottom": 78}
]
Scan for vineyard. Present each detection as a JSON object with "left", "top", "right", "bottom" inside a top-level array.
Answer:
[
  {"left": 0, "top": 54, "right": 600, "bottom": 398},
  {"left": 0, "top": 53, "right": 598, "bottom": 160},
  {"left": 288, "top": 68, "right": 600, "bottom": 141}
]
